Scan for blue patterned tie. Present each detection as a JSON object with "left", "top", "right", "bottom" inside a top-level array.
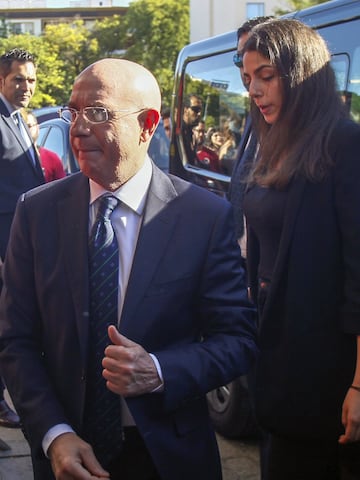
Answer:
[{"left": 83, "top": 194, "right": 123, "bottom": 467}]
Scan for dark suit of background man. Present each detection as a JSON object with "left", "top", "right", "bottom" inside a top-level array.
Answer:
[
  {"left": 0, "top": 58, "right": 257, "bottom": 480},
  {"left": 227, "top": 17, "right": 273, "bottom": 261},
  {"left": 0, "top": 48, "right": 44, "bottom": 429},
  {"left": 181, "top": 93, "right": 203, "bottom": 165}
]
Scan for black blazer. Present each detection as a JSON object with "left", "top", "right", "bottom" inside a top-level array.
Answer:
[
  {"left": 228, "top": 117, "right": 257, "bottom": 240},
  {"left": 247, "top": 118, "right": 360, "bottom": 440},
  {"left": 0, "top": 164, "right": 257, "bottom": 479},
  {"left": 0, "top": 98, "right": 44, "bottom": 259}
]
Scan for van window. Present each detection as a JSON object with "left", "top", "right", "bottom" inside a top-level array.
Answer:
[
  {"left": 172, "top": 13, "right": 360, "bottom": 197},
  {"left": 318, "top": 18, "right": 360, "bottom": 122},
  {"left": 181, "top": 50, "right": 249, "bottom": 178}
]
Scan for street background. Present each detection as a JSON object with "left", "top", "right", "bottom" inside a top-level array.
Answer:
[{"left": 0, "top": 390, "right": 261, "bottom": 479}]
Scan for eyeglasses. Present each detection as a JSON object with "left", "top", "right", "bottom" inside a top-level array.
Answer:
[
  {"left": 233, "top": 52, "right": 243, "bottom": 68},
  {"left": 58, "top": 106, "right": 146, "bottom": 124},
  {"left": 189, "top": 106, "right": 202, "bottom": 114}
]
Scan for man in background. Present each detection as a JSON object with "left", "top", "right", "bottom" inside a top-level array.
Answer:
[
  {"left": 23, "top": 110, "right": 66, "bottom": 182},
  {"left": 161, "top": 107, "right": 172, "bottom": 140},
  {"left": 0, "top": 48, "right": 44, "bottom": 428},
  {"left": 227, "top": 17, "right": 272, "bottom": 259},
  {"left": 181, "top": 93, "right": 203, "bottom": 165}
]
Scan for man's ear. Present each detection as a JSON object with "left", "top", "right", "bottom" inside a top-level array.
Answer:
[{"left": 140, "top": 109, "right": 160, "bottom": 142}]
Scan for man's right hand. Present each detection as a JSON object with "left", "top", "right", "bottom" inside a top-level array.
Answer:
[{"left": 48, "top": 432, "right": 110, "bottom": 479}]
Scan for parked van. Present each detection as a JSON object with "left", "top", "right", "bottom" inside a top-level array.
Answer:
[{"left": 169, "top": 0, "right": 360, "bottom": 438}]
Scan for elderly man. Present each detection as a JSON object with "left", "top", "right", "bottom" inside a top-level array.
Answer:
[{"left": 0, "top": 59, "right": 257, "bottom": 480}]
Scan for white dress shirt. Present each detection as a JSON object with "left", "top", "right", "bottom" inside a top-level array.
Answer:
[{"left": 43, "top": 156, "right": 163, "bottom": 454}]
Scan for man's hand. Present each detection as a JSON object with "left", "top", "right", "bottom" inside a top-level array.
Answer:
[
  {"left": 48, "top": 432, "right": 109, "bottom": 479},
  {"left": 103, "top": 325, "right": 162, "bottom": 397}
]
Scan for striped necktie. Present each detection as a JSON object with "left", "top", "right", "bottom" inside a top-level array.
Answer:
[{"left": 83, "top": 194, "right": 123, "bottom": 467}]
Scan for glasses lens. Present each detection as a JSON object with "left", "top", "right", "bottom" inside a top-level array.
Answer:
[
  {"left": 233, "top": 53, "right": 243, "bottom": 68},
  {"left": 190, "top": 106, "right": 202, "bottom": 114},
  {"left": 84, "top": 107, "right": 108, "bottom": 123}
]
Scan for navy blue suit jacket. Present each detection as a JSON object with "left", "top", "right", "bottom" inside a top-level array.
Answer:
[
  {"left": 0, "top": 98, "right": 44, "bottom": 259},
  {"left": 0, "top": 164, "right": 257, "bottom": 479}
]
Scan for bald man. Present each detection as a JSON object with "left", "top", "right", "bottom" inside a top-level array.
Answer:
[{"left": 0, "top": 59, "right": 257, "bottom": 480}]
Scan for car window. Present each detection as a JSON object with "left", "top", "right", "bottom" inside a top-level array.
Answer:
[
  {"left": 182, "top": 50, "right": 249, "bottom": 178},
  {"left": 317, "top": 18, "right": 360, "bottom": 123},
  {"left": 148, "top": 119, "right": 170, "bottom": 173},
  {"left": 39, "top": 125, "right": 66, "bottom": 161}
]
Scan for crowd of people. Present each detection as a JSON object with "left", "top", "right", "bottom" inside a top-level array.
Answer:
[
  {"left": 181, "top": 98, "right": 244, "bottom": 176},
  {"left": 0, "top": 13, "right": 359, "bottom": 480}
]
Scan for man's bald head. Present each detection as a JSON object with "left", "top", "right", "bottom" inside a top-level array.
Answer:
[{"left": 76, "top": 59, "right": 161, "bottom": 113}]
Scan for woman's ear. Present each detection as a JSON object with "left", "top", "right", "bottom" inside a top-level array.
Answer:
[{"left": 140, "top": 109, "right": 160, "bottom": 142}]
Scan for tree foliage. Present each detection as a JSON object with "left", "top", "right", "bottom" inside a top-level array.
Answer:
[
  {"left": 276, "top": 0, "right": 329, "bottom": 15},
  {"left": 92, "top": 0, "right": 189, "bottom": 107},
  {"left": 0, "top": 34, "right": 64, "bottom": 108},
  {"left": 0, "top": 0, "right": 189, "bottom": 108},
  {"left": 91, "top": 15, "right": 126, "bottom": 58}
]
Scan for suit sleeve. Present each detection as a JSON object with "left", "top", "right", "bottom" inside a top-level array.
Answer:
[
  {"left": 0, "top": 196, "right": 70, "bottom": 455},
  {"left": 155, "top": 199, "right": 258, "bottom": 411}
]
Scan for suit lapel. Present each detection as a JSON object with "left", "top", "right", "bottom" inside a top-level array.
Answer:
[
  {"left": 0, "top": 100, "right": 44, "bottom": 181},
  {"left": 120, "top": 167, "right": 179, "bottom": 335},
  {"left": 261, "top": 176, "right": 307, "bottom": 327},
  {"left": 57, "top": 174, "right": 90, "bottom": 362}
]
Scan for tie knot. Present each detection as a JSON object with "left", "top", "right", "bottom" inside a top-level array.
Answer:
[
  {"left": 97, "top": 195, "right": 119, "bottom": 221},
  {"left": 13, "top": 111, "right": 21, "bottom": 125}
]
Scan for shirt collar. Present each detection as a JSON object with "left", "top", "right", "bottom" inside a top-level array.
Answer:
[{"left": 89, "top": 155, "right": 152, "bottom": 215}]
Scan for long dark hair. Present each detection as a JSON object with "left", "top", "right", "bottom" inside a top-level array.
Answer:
[{"left": 243, "top": 19, "right": 346, "bottom": 188}]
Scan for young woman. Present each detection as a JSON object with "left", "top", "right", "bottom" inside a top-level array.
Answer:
[{"left": 242, "top": 18, "right": 360, "bottom": 479}]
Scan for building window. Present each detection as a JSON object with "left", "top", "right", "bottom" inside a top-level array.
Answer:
[
  {"left": 246, "top": 3, "right": 265, "bottom": 18},
  {"left": 10, "top": 22, "right": 34, "bottom": 35}
]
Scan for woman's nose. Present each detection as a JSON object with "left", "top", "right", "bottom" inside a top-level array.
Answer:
[{"left": 248, "top": 79, "right": 262, "bottom": 98}]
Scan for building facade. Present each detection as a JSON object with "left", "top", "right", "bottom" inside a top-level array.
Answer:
[
  {"left": 190, "top": 0, "right": 292, "bottom": 43},
  {"left": 0, "top": 1, "right": 127, "bottom": 36}
]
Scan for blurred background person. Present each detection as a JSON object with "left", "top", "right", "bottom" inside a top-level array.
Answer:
[
  {"left": 0, "top": 48, "right": 44, "bottom": 429},
  {"left": 23, "top": 110, "right": 66, "bottom": 183},
  {"left": 181, "top": 93, "right": 203, "bottom": 165},
  {"left": 161, "top": 107, "right": 172, "bottom": 140},
  {"left": 219, "top": 122, "right": 238, "bottom": 175},
  {"left": 196, "top": 125, "right": 222, "bottom": 172},
  {"left": 193, "top": 119, "right": 206, "bottom": 149}
]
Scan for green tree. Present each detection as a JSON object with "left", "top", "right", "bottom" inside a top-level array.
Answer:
[
  {"left": 92, "top": 15, "right": 125, "bottom": 58},
  {"left": 42, "top": 21, "right": 99, "bottom": 104},
  {"left": 122, "top": 0, "right": 189, "bottom": 106},
  {"left": 277, "top": 0, "right": 329, "bottom": 15}
]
